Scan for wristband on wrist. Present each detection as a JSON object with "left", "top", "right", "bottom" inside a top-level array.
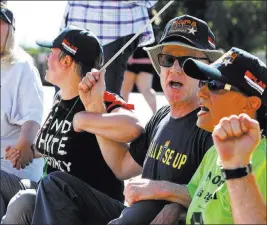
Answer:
[{"left": 221, "top": 163, "right": 252, "bottom": 180}]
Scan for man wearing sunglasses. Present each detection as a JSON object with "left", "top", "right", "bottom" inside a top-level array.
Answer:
[
  {"left": 170, "top": 47, "right": 266, "bottom": 224},
  {"left": 31, "top": 15, "right": 224, "bottom": 225}
]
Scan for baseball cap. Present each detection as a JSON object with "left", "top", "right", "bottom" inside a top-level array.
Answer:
[
  {"left": 0, "top": 2, "right": 15, "bottom": 29},
  {"left": 183, "top": 47, "right": 267, "bottom": 106},
  {"left": 144, "top": 15, "right": 223, "bottom": 75},
  {"left": 36, "top": 25, "right": 104, "bottom": 71}
]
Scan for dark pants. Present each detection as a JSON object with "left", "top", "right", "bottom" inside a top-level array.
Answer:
[
  {"left": 32, "top": 171, "right": 125, "bottom": 225},
  {"left": 32, "top": 171, "right": 169, "bottom": 225},
  {"left": 0, "top": 170, "right": 38, "bottom": 224},
  {"left": 103, "top": 34, "right": 140, "bottom": 95}
]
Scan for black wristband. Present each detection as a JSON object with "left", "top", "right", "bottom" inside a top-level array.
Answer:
[{"left": 221, "top": 163, "right": 252, "bottom": 180}]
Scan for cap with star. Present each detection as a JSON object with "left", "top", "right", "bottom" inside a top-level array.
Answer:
[
  {"left": 183, "top": 47, "right": 267, "bottom": 106},
  {"left": 144, "top": 15, "right": 223, "bottom": 75}
]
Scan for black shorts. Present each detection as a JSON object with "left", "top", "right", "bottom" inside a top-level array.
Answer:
[{"left": 127, "top": 63, "right": 154, "bottom": 74}]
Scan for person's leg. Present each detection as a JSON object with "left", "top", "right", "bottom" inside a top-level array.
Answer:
[
  {"left": 120, "top": 70, "right": 136, "bottom": 102},
  {"left": 0, "top": 193, "right": 6, "bottom": 221},
  {"left": 136, "top": 72, "right": 157, "bottom": 113},
  {"left": 103, "top": 34, "right": 139, "bottom": 95},
  {"left": 1, "top": 189, "right": 36, "bottom": 225},
  {"left": 108, "top": 200, "right": 169, "bottom": 225},
  {"left": 0, "top": 170, "right": 38, "bottom": 220},
  {"left": 32, "top": 171, "right": 126, "bottom": 225}
]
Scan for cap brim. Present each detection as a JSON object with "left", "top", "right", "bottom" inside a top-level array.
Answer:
[
  {"left": 183, "top": 58, "right": 225, "bottom": 82},
  {"left": 36, "top": 40, "right": 54, "bottom": 48},
  {"left": 0, "top": 12, "right": 11, "bottom": 25},
  {"left": 144, "top": 42, "right": 223, "bottom": 76}
]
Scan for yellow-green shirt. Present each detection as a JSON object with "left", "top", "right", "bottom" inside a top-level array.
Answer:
[{"left": 186, "top": 138, "right": 266, "bottom": 224}]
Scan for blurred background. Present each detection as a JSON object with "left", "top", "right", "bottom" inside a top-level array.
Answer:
[{"left": 6, "top": 0, "right": 267, "bottom": 91}]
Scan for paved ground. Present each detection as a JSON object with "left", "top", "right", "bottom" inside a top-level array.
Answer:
[{"left": 42, "top": 86, "right": 168, "bottom": 126}]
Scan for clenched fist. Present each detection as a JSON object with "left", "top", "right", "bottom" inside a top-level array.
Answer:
[
  {"left": 212, "top": 113, "right": 261, "bottom": 169},
  {"left": 78, "top": 68, "right": 106, "bottom": 113}
]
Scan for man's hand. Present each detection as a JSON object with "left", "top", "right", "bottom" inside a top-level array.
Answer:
[
  {"left": 124, "top": 178, "right": 166, "bottom": 206},
  {"left": 150, "top": 203, "right": 187, "bottom": 225},
  {"left": 212, "top": 113, "right": 261, "bottom": 168},
  {"left": 78, "top": 68, "right": 106, "bottom": 113}
]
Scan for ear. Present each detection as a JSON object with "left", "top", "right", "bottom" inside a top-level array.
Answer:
[
  {"left": 243, "top": 96, "right": 262, "bottom": 113},
  {"left": 61, "top": 55, "right": 73, "bottom": 69}
]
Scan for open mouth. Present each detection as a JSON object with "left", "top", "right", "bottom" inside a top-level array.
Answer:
[
  {"left": 200, "top": 106, "right": 209, "bottom": 112},
  {"left": 169, "top": 81, "right": 183, "bottom": 89}
]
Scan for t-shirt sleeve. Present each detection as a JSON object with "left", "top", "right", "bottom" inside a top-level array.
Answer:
[
  {"left": 186, "top": 147, "right": 214, "bottom": 198},
  {"left": 252, "top": 140, "right": 266, "bottom": 203},
  {"left": 129, "top": 105, "right": 170, "bottom": 166},
  {"left": 10, "top": 62, "right": 44, "bottom": 126}
]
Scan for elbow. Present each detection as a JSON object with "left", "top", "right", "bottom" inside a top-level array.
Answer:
[{"left": 122, "top": 122, "right": 143, "bottom": 143}]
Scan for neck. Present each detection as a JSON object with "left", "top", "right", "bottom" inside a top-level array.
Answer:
[
  {"left": 60, "top": 82, "right": 80, "bottom": 100},
  {"left": 169, "top": 99, "right": 199, "bottom": 119},
  {"left": 57, "top": 72, "right": 81, "bottom": 100}
]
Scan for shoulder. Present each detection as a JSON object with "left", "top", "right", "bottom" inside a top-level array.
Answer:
[
  {"left": 154, "top": 105, "right": 170, "bottom": 117},
  {"left": 147, "top": 105, "right": 170, "bottom": 124}
]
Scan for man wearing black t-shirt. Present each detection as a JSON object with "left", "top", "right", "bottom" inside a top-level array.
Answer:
[{"left": 31, "top": 15, "right": 223, "bottom": 225}]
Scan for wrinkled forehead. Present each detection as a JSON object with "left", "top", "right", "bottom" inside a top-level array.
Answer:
[{"left": 161, "top": 45, "right": 206, "bottom": 57}]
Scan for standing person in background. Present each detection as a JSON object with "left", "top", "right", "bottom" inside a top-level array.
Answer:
[
  {"left": 0, "top": 1, "right": 44, "bottom": 218},
  {"left": 60, "top": 0, "right": 157, "bottom": 95},
  {"left": 121, "top": 46, "right": 157, "bottom": 114}
]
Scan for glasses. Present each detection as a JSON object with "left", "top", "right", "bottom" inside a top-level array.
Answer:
[
  {"left": 157, "top": 53, "right": 209, "bottom": 68},
  {"left": 199, "top": 80, "right": 240, "bottom": 92}
]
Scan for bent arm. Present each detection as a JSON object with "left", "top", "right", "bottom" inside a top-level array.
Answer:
[
  {"left": 95, "top": 136, "right": 142, "bottom": 180},
  {"left": 227, "top": 174, "right": 266, "bottom": 224},
  {"left": 73, "top": 108, "right": 144, "bottom": 143},
  {"left": 154, "top": 181, "right": 191, "bottom": 208}
]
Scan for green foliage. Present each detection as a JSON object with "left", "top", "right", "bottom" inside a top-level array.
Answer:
[
  {"left": 153, "top": 0, "right": 267, "bottom": 53},
  {"left": 22, "top": 46, "right": 50, "bottom": 56}
]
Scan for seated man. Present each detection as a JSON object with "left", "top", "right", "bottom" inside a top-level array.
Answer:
[
  {"left": 180, "top": 47, "right": 266, "bottom": 224},
  {"left": 1, "top": 25, "right": 143, "bottom": 224}
]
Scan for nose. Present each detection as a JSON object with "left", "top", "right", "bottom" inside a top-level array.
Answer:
[
  {"left": 170, "top": 59, "right": 183, "bottom": 74},
  {"left": 46, "top": 53, "right": 50, "bottom": 60},
  {"left": 197, "top": 85, "right": 210, "bottom": 99}
]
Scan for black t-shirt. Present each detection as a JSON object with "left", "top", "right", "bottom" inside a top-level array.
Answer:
[
  {"left": 35, "top": 95, "right": 124, "bottom": 202},
  {"left": 129, "top": 105, "right": 213, "bottom": 184},
  {"left": 119, "top": 106, "right": 213, "bottom": 223}
]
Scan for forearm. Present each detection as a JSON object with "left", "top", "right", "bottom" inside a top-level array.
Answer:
[
  {"left": 227, "top": 174, "right": 266, "bottom": 224},
  {"left": 154, "top": 181, "right": 191, "bottom": 208},
  {"left": 17, "top": 121, "right": 40, "bottom": 148},
  {"left": 74, "top": 111, "right": 143, "bottom": 143},
  {"left": 95, "top": 135, "right": 142, "bottom": 180}
]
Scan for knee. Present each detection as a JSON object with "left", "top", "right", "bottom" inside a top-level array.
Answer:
[
  {"left": 46, "top": 171, "right": 73, "bottom": 183},
  {"left": 2, "top": 190, "right": 36, "bottom": 224}
]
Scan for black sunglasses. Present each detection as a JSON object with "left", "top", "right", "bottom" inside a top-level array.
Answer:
[
  {"left": 199, "top": 80, "right": 240, "bottom": 92},
  {"left": 157, "top": 53, "right": 209, "bottom": 68}
]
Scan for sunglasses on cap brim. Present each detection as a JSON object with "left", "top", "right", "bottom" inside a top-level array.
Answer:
[
  {"left": 157, "top": 53, "right": 209, "bottom": 68},
  {"left": 199, "top": 80, "right": 240, "bottom": 92}
]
